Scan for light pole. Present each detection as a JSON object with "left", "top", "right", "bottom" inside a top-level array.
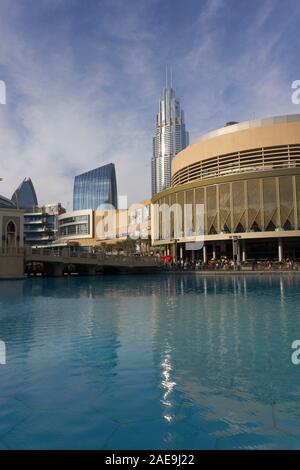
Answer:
[
  {"left": 174, "top": 238, "right": 179, "bottom": 262},
  {"left": 229, "top": 235, "right": 242, "bottom": 271}
]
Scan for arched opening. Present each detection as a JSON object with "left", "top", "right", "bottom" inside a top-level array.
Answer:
[
  {"left": 235, "top": 223, "right": 245, "bottom": 233},
  {"left": 6, "top": 220, "right": 17, "bottom": 248}
]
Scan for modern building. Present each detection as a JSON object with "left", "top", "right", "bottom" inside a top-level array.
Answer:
[
  {"left": 24, "top": 203, "right": 66, "bottom": 246},
  {"left": 73, "top": 163, "right": 118, "bottom": 211},
  {"left": 0, "top": 195, "right": 24, "bottom": 278},
  {"left": 57, "top": 199, "right": 152, "bottom": 253},
  {"left": 152, "top": 70, "right": 189, "bottom": 196},
  {"left": 11, "top": 177, "right": 38, "bottom": 209},
  {"left": 57, "top": 209, "right": 93, "bottom": 242},
  {"left": 152, "top": 115, "right": 300, "bottom": 262}
]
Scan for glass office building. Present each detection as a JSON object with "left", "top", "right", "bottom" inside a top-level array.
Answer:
[
  {"left": 73, "top": 163, "right": 118, "bottom": 211},
  {"left": 11, "top": 177, "right": 38, "bottom": 209}
]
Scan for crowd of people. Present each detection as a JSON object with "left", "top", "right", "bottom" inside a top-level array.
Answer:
[{"left": 161, "top": 257, "right": 300, "bottom": 272}]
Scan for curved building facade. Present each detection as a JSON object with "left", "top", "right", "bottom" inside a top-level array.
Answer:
[
  {"left": 11, "top": 178, "right": 38, "bottom": 209},
  {"left": 152, "top": 115, "right": 300, "bottom": 261},
  {"left": 0, "top": 195, "right": 17, "bottom": 209},
  {"left": 73, "top": 163, "right": 118, "bottom": 211}
]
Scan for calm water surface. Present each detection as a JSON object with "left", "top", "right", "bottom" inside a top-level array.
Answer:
[{"left": 0, "top": 274, "right": 300, "bottom": 449}]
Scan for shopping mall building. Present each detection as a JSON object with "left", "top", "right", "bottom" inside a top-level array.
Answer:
[
  {"left": 56, "top": 199, "right": 152, "bottom": 253},
  {"left": 151, "top": 115, "right": 300, "bottom": 262}
]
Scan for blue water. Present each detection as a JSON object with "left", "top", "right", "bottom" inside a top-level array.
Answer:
[{"left": 0, "top": 274, "right": 300, "bottom": 450}]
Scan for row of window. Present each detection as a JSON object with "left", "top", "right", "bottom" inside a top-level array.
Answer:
[
  {"left": 60, "top": 215, "right": 89, "bottom": 225},
  {"left": 59, "top": 223, "right": 89, "bottom": 237},
  {"left": 172, "top": 144, "right": 300, "bottom": 186}
]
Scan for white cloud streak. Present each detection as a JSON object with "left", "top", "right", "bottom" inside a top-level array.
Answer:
[
  {"left": 0, "top": 0, "right": 299, "bottom": 208},
  {"left": 0, "top": 0, "right": 158, "bottom": 207}
]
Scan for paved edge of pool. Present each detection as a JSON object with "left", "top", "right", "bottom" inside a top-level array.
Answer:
[{"left": 161, "top": 270, "right": 300, "bottom": 276}]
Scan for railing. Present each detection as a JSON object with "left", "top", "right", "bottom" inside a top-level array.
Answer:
[
  {"left": 162, "top": 261, "right": 300, "bottom": 272},
  {"left": 25, "top": 247, "right": 162, "bottom": 264}
]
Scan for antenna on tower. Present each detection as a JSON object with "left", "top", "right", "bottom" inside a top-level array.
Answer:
[
  {"left": 170, "top": 65, "right": 173, "bottom": 88},
  {"left": 165, "top": 64, "right": 168, "bottom": 88}
]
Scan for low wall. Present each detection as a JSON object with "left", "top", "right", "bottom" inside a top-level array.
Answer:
[{"left": 0, "top": 255, "right": 24, "bottom": 279}]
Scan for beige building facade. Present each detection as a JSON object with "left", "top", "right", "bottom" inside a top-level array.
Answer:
[
  {"left": 57, "top": 199, "right": 152, "bottom": 253},
  {"left": 152, "top": 115, "right": 300, "bottom": 262},
  {"left": 0, "top": 196, "right": 24, "bottom": 278}
]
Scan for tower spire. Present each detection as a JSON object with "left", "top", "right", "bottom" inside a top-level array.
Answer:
[
  {"left": 165, "top": 64, "right": 168, "bottom": 88},
  {"left": 165, "top": 64, "right": 173, "bottom": 89},
  {"left": 152, "top": 67, "right": 189, "bottom": 195}
]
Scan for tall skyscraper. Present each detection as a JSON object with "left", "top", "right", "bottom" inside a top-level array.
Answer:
[
  {"left": 73, "top": 163, "right": 118, "bottom": 211},
  {"left": 151, "top": 68, "right": 189, "bottom": 195},
  {"left": 11, "top": 177, "right": 38, "bottom": 209}
]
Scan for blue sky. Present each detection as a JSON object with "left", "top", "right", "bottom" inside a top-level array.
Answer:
[{"left": 0, "top": 0, "right": 300, "bottom": 207}]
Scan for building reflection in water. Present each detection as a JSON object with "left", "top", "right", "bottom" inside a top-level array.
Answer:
[
  {"left": 2, "top": 273, "right": 300, "bottom": 434},
  {"left": 151, "top": 275, "right": 300, "bottom": 426},
  {"left": 160, "top": 344, "right": 176, "bottom": 422},
  {"left": 1, "top": 277, "right": 122, "bottom": 402}
]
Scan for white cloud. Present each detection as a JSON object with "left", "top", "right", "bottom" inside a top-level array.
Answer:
[
  {"left": 0, "top": 1, "right": 157, "bottom": 207},
  {"left": 182, "top": 0, "right": 300, "bottom": 137},
  {"left": 0, "top": 0, "right": 299, "bottom": 209}
]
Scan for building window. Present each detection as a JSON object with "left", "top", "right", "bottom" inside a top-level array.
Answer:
[{"left": 6, "top": 221, "right": 17, "bottom": 248}]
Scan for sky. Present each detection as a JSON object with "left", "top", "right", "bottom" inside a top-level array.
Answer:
[{"left": 0, "top": 0, "right": 300, "bottom": 209}]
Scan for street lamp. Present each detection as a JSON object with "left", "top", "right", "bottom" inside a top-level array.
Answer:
[
  {"left": 174, "top": 238, "right": 179, "bottom": 262},
  {"left": 229, "top": 235, "right": 242, "bottom": 270}
]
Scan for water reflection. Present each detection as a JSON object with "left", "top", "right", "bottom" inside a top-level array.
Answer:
[
  {"left": 0, "top": 272, "right": 286, "bottom": 298},
  {"left": 149, "top": 275, "right": 300, "bottom": 441},
  {"left": 0, "top": 274, "right": 300, "bottom": 449}
]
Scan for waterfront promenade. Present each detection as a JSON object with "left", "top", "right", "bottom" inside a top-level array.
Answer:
[
  {"left": 1, "top": 246, "right": 300, "bottom": 278},
  {"left": 25, "top": 246, "right": 161, "bottom": 276}
]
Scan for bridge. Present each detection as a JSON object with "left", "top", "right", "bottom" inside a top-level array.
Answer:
[{"left": 25, "top": 247, "right": 162, "bottom": 276}]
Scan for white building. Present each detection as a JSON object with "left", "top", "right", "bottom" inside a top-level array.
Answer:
[
  {"left": 24, "top": 203, "right": 65, "bottom": 246},
  {"left": 151, "top": 69, "right": 189, "bottom": 195}
]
